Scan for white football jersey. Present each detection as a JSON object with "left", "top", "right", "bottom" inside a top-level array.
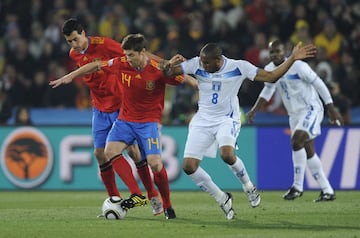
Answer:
[
  {"left": 181, "top": 56, "right": 258, "bottom": 125},
  {"left": 263, "top": 60, "right": 323, "bottom": 115}
]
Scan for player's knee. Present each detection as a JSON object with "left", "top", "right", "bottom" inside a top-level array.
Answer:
[
  {"left": 149, "top": 161, "right": 162, "bottom": 172},
  {"left": 104, "top": 147, "right": 117, "bottom": 160},
  {"left": 291, "top": 137, "right": 305, "bottom": 150},
  {"left": 182, "top": 158, "right": 198, "bottom": 175},
  {"left": 219, "top": 152, "right": 235, "bottom": 165}
]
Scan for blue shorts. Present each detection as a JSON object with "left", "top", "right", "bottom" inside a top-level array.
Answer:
[
  {"left": 107, "top": 120, "right": 161, "bottom": 159},
  {"left": 92, "top": 107, "right": 119, "bottom": 149}
]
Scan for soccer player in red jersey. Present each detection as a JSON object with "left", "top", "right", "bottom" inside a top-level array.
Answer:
[
  {"left": 52, "top": 33, "right": 197, "bottom": 219},
  {"left": 49, "top": 19, "right": 162, "bottom": 215}
]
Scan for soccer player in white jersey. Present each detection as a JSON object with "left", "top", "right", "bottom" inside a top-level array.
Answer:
[
  {"left": 247, "top": 40, "right": 343, "bottom": 202},
  {"left": 160, "top": 41, "right": 316, "bottom": 219}
]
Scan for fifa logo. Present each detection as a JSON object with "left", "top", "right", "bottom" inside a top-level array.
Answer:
[{"left": 0, "top": 127, "right": 53, "bottom": 189}]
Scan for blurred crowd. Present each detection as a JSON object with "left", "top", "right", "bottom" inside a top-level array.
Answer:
[{"left": 0, "top": 0, "right": 359, "bottom": 125}]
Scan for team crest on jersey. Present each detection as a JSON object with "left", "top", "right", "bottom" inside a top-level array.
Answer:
[
  {"left": 135, "top": 74, "right": 141, "bottom": 79},
  {"left": 83, "top": 56, "right": 88, "bottom": 62},
  {"left": 212, "top": 81, "right": 221, "bottom": 91},
  {"left": 146, "top": 80, "right": 155, "bottom": 90}
]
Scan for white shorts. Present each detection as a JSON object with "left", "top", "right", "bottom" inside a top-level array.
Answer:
[
  {"left": 289, "top": 106, "right": 323, "bottom": 140},
  {"left": 183, "top": 114, "right": 241, "bottom": 160}
]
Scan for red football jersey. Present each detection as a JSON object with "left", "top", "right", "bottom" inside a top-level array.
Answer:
[
  {"left": 102, "top": 57, "right": 184, "bottom": 123},
  {"left": 69, "top": 36, "right": 124, "bottom": 112}
]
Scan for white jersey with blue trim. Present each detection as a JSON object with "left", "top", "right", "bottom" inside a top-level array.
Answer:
[
  {"left": 263, "top": 60, "right": 324, "bottom": 115},
  {"left": 181, "top": 56, "right": 258, "bottom": 124}
]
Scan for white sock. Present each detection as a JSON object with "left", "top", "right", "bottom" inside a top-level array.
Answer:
[
  {"left": 228, "top": 156, "right": 253, "bottom": 191},
  {"left": 307, "top": 154, "right": 334, "bottom": 194},
  {"left": 189, "top": 166, "right": 226, "bottom": 204},
  {"left": 292, "top": 148, "right": 307, "bottom": 191}
]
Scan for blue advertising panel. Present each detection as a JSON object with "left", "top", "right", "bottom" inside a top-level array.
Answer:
[
  {"left": 257, "top": 126, "right": 360, "bottom": 190},
  {"left": 0, "top": 126, "right": 256, "bottom": 190}
]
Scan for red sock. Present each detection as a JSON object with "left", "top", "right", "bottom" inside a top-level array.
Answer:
[
  {"left": 153, "top": 165, "right": 172, "bottom": 209},
  {"left": 99, "top": 162, "right": 120, "bottom": 197},
  {"left": 136, "top": 161, "right": 158, "bottom": 199},
  {"left": 111, "top": 154, "right": 142, "bottom": 195}
]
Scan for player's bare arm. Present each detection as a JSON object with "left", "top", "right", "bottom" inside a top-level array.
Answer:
[
  {"left": 184, "top": 75, "right": 199, "bottom": 90},
  {"left": 254, "top": 42, "right": 317, "bottom": 83},
  {"left": 246, "top": 97, "right": 268, "bottom": 124},
  {"left": 49, "top": 61, "right": 100, "bottom": 88},
  {"left": 326, "top": 103, "right": 344, "bottom": 126}
]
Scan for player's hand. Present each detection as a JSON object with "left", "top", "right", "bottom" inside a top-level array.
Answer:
[
  {"left": 158, "top": 60, "right": 171, "bottom": 75},
  {"left": 49, "top": 75, "right": 73, "bottom": 88},
  {"left": 327, "top": 104, "right": 344, "bottom": 127},
  {"left": 291, "top": 42, "right": 317, "bottom": 61},
  {"left": 169, "top": 54, "right": 186, "bottom": 66},
  {"left": 246, "top": 110, "right": 256, "bottom": 124}
]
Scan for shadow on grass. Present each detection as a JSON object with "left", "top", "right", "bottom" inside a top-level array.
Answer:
[{"left": 122, "top": 215, "right": 360, "bottom": 231}]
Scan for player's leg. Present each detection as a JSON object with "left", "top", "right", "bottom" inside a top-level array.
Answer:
[
  {"left": 305, "top": 140, "right": 336, "bottom": 202},
  {"left": 140, "top": 122, "right": 175, "bottom": 219},
  {"left": 95, "top": 148, "right": 120, "bottom": 197},
  {"left": 127, "top": 144, "right": 162, "bottom": 215},
  {"left": 92, "top": 109, "right": 120, "bottom": 198},
  {"left": 217, "top": 120, "right": 260, "bottom": 207},
  {"left": 284, "top": 109, "right": 317, "bottom": 200},
  {"left": 147, "top": 154, "right": 174, "bottom": 218},
  {"left": 125, "top": 122, "right": 174, "bottom": 218},
  {"left": 183, "top": 124, "right": 234, "bottom": 220},
  {"left": 105, "top": 120, "right": 145, "bottom": 201},
  {"left": 283, "top": 129, "right": 308, "bottom": 200},
  {"left": 127, "top": 144, "right": 159, "bottom": 199}
]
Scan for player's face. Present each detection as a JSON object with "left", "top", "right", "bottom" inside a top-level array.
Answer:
[
  {"left": 64, "top": 30, "right": 87, "bottom": 52},
  {"left": 269, "top": 45, "right": 285, "bottom": 66},
  {"left": 124, "top": 49, "right": 145, "bottom": 69},
  {"left": 200, "top": 55, "right": 221, "bottom": 73}
]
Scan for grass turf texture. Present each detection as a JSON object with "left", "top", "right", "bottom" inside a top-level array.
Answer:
[{"left": 0, "top": 191, "right": 359, "bottom": 238}]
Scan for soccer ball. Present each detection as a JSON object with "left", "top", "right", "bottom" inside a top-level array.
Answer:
[{"left": 102, "top": 196, "right": 127, "bottom": 220}]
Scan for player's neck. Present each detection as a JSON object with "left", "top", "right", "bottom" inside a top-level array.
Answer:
[{"left": 137, "top": 55, "right": 149, "bottom": 70}]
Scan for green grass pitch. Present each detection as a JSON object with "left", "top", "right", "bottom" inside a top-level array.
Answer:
[{"left": 0, "top": 190, "right": 359, "bottom": 238}]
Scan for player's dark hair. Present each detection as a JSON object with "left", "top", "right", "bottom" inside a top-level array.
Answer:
[
  {"left": 122, "top": 34, "right": 147, "bottom": 52},
  {"left": 62, "top": 18, "right": 83, "bottom": 36},
  {"left": 200, "top": 43, "right": 222, "bottom": 59}
]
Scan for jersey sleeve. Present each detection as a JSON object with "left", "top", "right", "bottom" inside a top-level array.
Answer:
[
  {"left": 296, "top": 61, "right": 318, "bottom": 84},
  {"left": 238, "top": 60, "right": 258, "bottom": 81},
  {"left": 259, "top": 82, "right": 276, "bottom": 101},
  {"left": 163, "top": 74, "right": 185, "bottom": 86},
  {"left": 180, "top": 57, "right": 200, "bottom": 75},
  {"left": 100, "top": 57, "right": 121, "bottom": 74}
]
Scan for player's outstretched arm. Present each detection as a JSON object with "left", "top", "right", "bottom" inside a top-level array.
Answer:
[
  {"left": 247, "top": 97, "right": 268, "bottom": 124},
  {"left": 184, "top": 75, "right": 198, "bottom": 90},
  {"left": 254, "top": 42, "right": 317, "bottom": 83},
  {"left": 49, "top": 61, "right": 100, "bottom": 88}
]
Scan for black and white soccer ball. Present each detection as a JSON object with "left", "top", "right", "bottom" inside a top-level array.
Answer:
[{"left": 102, "top": 196, "right": 127, "bottom": 220}]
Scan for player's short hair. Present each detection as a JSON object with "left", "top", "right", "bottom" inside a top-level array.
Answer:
[
  {"left": 200, "top": 43, "right": 222, "bottom": 59},
  {"left": 62, "top": 18, "right": 83, "bottom": 36},
  {"left": 268, "top": 39, "right": 283, "bottom": 49},
  {"left": 122, "top": 34, "right": 147, "bottom": 52}
]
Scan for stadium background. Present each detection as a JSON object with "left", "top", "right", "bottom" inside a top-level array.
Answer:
[{"left": 0, "top": 1, "right": 359, "bottom": 191}]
